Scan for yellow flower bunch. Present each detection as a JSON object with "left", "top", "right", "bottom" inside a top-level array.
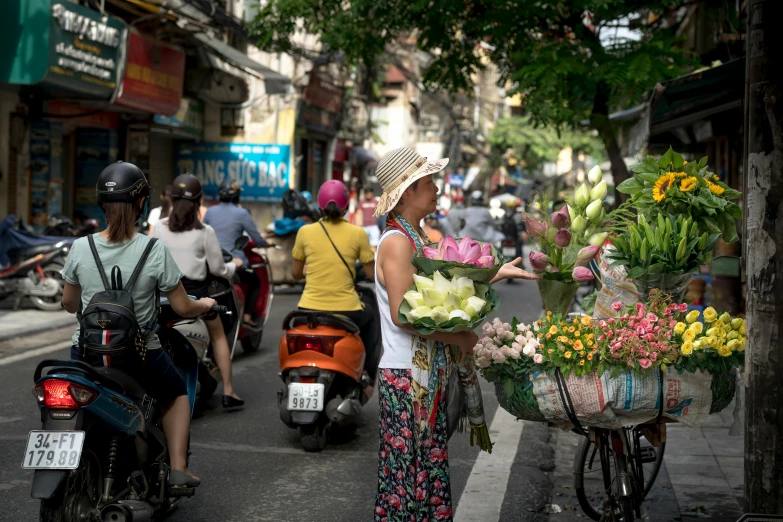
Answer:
[{"left": 676, "top": 307, "right": 746, "bottom": 359}]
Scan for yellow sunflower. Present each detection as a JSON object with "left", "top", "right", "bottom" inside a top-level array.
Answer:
[
  {"left": 706, "top": 180, "right": 725, "bottom": 196},
  {"left": 652, "top": 173, "right": 676, "bottom": 203},
  {"left": 674, "top": 171, "right": 687, "bottom": 178},
  {"left": 680, "top": 177, "right": 698, "bottom": 193},
  {"left": 711, "top": 174, "right": 720, "bottom": 182}
]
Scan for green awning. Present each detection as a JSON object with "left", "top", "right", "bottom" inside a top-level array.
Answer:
[
  {"left": 648, "top": 57, "right": 745, "bottom": 136},
  {"left": 194, "top": 33, "right": 291, "bottom": 95}
]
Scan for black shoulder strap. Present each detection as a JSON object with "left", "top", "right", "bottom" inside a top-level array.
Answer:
[
  {"left": 87, "top": 234, "right": 110, "bottom": 291},
  {"left": 318, "top": 221, "right": 355, "bottom": 280},
  {"left": 125, "top": 237, "right": 158, "bottom": 291}
]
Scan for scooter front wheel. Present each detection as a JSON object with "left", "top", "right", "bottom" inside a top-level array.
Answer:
[{"left": 299, "top": 419, "right": 328, "bottom": 452}]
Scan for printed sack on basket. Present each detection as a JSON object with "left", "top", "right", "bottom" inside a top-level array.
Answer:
[{"left": 529, "top": 367, "right": 715, "bottom": 430}]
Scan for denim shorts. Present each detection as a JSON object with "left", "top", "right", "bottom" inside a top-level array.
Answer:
[{"left": 70, "top": 346, "right": 188, "bottom": 404}]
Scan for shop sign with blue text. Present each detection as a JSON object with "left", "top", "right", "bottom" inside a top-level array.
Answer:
[{"left": 175, "top": 142, "right": 291, "bottom": 203}]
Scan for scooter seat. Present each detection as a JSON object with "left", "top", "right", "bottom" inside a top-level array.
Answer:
[
  {"left": 283, "top": 311, "right": 361, "bottom": 335},
  {"left": 92, "top": 367, "right": 147, "bottom": 400},
  {"left": 7, "top": 244, "right": 56, "bottom": 263}
]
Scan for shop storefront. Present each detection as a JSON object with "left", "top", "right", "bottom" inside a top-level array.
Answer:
[
  {"left": 296, "top": 71, "right": 343, "bottom": 194},
  {"left": 0, "top": 0, "right": 127, "bottom": 226}
]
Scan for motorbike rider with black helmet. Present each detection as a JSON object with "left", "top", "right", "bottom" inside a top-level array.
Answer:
[
  {"left": 60, "top": 161, "right": 215, "bottom": 488},
  {"left": 203, "top": 179, "right": 269, "bottom": 326}
]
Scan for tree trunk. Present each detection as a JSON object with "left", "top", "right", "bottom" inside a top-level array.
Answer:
[
  {"left": 590, "top": 81, "right": 629, "bottom": 207},
  {"left": 744, "top": 0, "right": 783, "bottom": 514}
]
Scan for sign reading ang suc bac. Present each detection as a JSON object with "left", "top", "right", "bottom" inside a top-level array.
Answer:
[{"left": 175, "top": 143, "right": 291, "bottom": 204}]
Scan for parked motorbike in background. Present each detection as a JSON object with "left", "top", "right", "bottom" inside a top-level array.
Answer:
[
  {"left": 44, "top": 214, "right": 99, "bottom": 238},
  {"left": 0, "top": 215, "right": 72, "bottom": 311},
  {"left": 277, "top": 269, "right": 376, "bottom": 452},
  {"left": 26, "top": 299, "right": 228, "bottom": 522}
]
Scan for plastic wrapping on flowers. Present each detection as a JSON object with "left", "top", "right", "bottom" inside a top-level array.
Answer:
[
  {"left": 398, "top": 282, "right": 500, "bottom": 335},
  {"left": 537, "top": 279, "right": 581, "bottom": 317},
  {"left": 633, "top": 272, "right": 693, "bottom": 303},
  {"left": 413, "top": 239, "right": 503, "bottom": 283}
]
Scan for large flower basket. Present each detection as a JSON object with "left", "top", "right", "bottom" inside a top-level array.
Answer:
[{"left": 494, "top": 367, "right": 736, "bottom": 430}]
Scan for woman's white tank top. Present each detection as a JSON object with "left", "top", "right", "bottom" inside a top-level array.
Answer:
[{"left": 376, "top": 230, "right": 433, "bottom": 369}]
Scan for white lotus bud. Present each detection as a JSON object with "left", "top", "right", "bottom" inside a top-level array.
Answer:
[
  {"left": 423, "top": 288, "right": 446, "bottom": 307},
  {"left": 590, "top": 180, "right": 607, "bottom": 201},
  {"left": 449, "top": 309, "right": 471, "bottom": 322},
  {"left": 403, "top": 291, "right": 424, "bottom": 310},
  {"left": 588, "top": 165, "right": 603, "bottom": 184},
  {"left": 413, "top": 274, "right": 434, "bottom": 293},
  {"left": 575, "top": 184, "right": 590, "bottom": 207},
  {"left": 453, "top": 277, "right": 476, "bottom": 300},
  {"left": 463, "top": 296, "right": 487, "bottom": 318},
  {"left": 407, "top": 306, "right": 433, "bottom": 322},
  {"left": 431, "top": 306, "right": 450, "bottom": 325}
]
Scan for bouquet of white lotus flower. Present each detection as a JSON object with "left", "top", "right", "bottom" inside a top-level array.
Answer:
[{"left": 398, "top": 270, "right": 499, "bottom": 335}]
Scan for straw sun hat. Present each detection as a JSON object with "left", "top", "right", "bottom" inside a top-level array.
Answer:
[{"left": 373, "top": 147, "right": 449, "bottom": 217}]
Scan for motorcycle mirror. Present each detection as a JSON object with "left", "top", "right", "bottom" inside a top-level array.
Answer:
[{"left": 235, "top": 236, "right": 250, "bottom": 250}]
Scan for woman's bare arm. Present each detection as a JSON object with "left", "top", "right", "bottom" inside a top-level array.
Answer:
[
  {"left": 165, "top": 283, "right": 215, "bottom": 317},
  {"left": 61, "top": 282, "right": 81, "bottom": 314},
  {"left": 291, "top": 259, "right": 305, "bottom": 281}
]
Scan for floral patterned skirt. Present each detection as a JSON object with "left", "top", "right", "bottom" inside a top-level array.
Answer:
[{"left": 375, "top": 368, "right": 452, "bottom": 522}]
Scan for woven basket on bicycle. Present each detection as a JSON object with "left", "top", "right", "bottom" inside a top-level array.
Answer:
[{"left": 495, "top": 367, "right": 737, "bottom": 424}]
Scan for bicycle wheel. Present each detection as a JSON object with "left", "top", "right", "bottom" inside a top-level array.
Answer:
[{"left": 574, "top": 434, "right": 614, "bottom": 521}]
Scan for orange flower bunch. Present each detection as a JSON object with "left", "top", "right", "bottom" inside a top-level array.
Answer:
[{"left": 535, "top": 312, "right": 599, "bottom": 376}]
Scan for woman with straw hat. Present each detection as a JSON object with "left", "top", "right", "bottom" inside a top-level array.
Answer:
[{"left": 373, "top": 147, "right": 538, "bottom": 521}]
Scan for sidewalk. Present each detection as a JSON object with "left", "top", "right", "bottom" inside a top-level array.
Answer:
[
  {"left": 545, "top": 391, "right": 745, "bottom": 521},
  {"left": 0, "top": 304, "right": 75, "bottom": 342}
]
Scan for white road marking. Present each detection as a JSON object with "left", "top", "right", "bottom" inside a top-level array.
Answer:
[
  {"left": 455, "top": 407, "right": 526, "bottom": 522},
  {"left": 0, "top": 341, "right": 71, "bottom": 367}
]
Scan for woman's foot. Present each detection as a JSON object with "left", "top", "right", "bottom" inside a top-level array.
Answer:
[
  {"left": 222, "top": 395, "right": 245, "bottom": 409},
  {"left": 243, "top": 314, "right": 258, "bottom": 327},
  {"left": 170, "top": 469, "right": 201, "bottom": 487}
]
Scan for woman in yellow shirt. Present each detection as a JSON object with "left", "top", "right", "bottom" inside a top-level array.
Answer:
[{"left": 291, "top": 180, "right": 379, "bottom": 388}]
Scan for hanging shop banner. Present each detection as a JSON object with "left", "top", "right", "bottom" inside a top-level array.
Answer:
[
  {"left": 153, "top": 98, "right": 204, "bottom": 140},
  {"left": 175, "top": 142, "right": 291, "bottom": 204},
  {"left": 29, "top": 121, "right": 64, "bottom": 227},
  {"left": 75, "top": 129, "right": 118, "bottom": 226},
  {"left": 42, "top": 1, "right": 127, "bottom": 98},
  {"left": 116, "top": 32, "right": 185, "bottom": 116}
]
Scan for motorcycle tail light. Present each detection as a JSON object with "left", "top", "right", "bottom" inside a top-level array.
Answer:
[
  {"left": 287, "top": 335, "right": 341, "bottom": 357},
  {"left": 33, "top": 379, "right": 97, "bottom": 409}
]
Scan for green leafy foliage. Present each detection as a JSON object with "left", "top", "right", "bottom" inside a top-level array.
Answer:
[
  {"left": 606, "top": 213, "right": 720, "bottom": 276},
  {"left": 250, "top": 1, "right": 696, "bottom": 134},
  {"left": 617, "top": 147, "right": 743, "bottom": 242}
]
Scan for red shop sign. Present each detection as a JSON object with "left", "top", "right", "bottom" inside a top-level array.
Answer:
[{"left": 116, "top": 32, "right": 185, "bottom": 116}]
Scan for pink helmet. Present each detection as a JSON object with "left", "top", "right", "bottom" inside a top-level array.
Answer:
[{"left": 317, "top": 180, "right": 349, "bottom": 211}]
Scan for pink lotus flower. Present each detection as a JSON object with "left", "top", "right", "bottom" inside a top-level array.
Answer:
[
  {"left": 576, "top": 245, "right": 601, "bottom": 266},
  {"left": 422, "top": 246, "right": 442, "bottom": 260},
  {"left": 546, "top": 265, "right": 560, "bottom": 273},
  {"left": 525, "top": 216, "right": 547, "bottom": 239},
  {"left": 573, "top": 266, "right": 594, "bottom": 282},
  {"left": 458, "top": 237, "right": 481, "bottom": 263},
  {"left": 529, "top": 251, "right": 550, "bottom": 271},
  {"left": 554, "top": 229, "right": 572, "bottom": 248},
  {"left": 551, "top": 205, "right": 571, "bottom": 229},
  {"left": 477, "top": 255, "right": 494, "bottom": 268}
]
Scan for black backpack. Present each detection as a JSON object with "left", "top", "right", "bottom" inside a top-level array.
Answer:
[{"left": 78, "top": 235, "right": 159, "bottom": 367}]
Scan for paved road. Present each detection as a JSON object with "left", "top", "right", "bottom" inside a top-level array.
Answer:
[{"left": 0, "top": 280, "right": 559, "bottom": 522}]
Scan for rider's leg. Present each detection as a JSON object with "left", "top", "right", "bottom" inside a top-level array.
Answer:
[
  {"left": 162, "top": 395, "right": 196, "bottom": 479},
  {"left": 237, "top": 269, "right": 260, "bottom": 324},
  {"left": 341, "top": 308, "right": 380, "bottom": 381},
  {"left": 145, "top": 348, "right": 197, "bottom": 481},
  {"left": 205, "top": 316, "right": 241, "bottom": 400}
]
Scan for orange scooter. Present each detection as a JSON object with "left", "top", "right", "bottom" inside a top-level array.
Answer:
[{"left": 278, "top": 289, "right": 375, "bottom": 452}]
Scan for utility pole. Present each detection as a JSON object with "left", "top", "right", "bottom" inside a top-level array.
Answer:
[{"left": 744, "top": 0, "right": 783, "bottom": 514}]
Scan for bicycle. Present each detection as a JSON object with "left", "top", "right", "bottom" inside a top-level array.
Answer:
[{"left": 573, "top": 424, "right": 667, "bottom": 521}]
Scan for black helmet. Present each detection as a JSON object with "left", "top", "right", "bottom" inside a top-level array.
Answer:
[
  {"left": 171, "top": 174, "right": 203, "bottom": 200},
  {"left": 218, "top": 179, "right": 240, "bottom": 202},
  {"left": 96, "top": 161, "right": 151, "bottom": 205}
]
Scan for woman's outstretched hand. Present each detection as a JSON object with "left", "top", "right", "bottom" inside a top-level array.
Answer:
[{"left": 491, "top": 257, "right": 540, "bottom": 284}]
